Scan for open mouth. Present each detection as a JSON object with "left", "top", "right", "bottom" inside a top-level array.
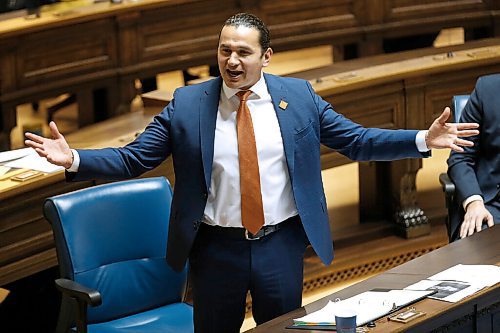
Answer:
[{"left": 227, "top": 69, "right": 243, "bottom": 78}]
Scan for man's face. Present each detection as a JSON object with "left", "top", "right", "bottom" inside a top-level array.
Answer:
[{"left": 217, "top": 25, "right": 272, "bottom": 90}]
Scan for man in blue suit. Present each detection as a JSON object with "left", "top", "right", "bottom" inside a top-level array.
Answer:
[
  {"left": 26, "top": 13, "right": 479, "bottom": 333},
  {"left": 447, "top": 74, "right": 500, "bottom": 240}
]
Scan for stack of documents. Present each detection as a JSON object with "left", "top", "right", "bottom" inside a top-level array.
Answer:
[
  {"left": 0, "top": 148, "right": 63, "bottom": 174},
  {"left": 292, "top": 289, "right": 434, "bottom": 328},
  {"left": 405, "top": 264, "right": 500, "bottom": 303}
]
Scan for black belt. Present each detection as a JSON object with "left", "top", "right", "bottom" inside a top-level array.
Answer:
[{"left": 200, "top": 215, "right": 299, "bottom": 240}]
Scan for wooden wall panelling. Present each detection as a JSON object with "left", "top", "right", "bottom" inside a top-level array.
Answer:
[
  {"left": 136, "top": 0, "right": 239, "bottom": 73},
  {"left": 14, "top": 20, "right": 117, "bottom": 88},
  {"left": 381, "top": 0, "right": 492, "bottom": 39},
  {"left": 260, "top": 0, "right": 362, "bottom": 51},
  {"left": 386, "top": 0, "right": 490, "bottom": 22},
  {"left": 421, "top": 64, "right": 500, "bottom": 126},
  {"left": 0, "top": 18, "right": 120, "bottom": 148}
]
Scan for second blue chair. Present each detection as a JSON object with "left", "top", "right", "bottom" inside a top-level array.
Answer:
[{"left": 439, "top": 95, "right": 470, "bottom": 242}]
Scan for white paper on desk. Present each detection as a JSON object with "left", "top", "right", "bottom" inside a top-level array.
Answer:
[
  {"left": 404, "top": 264, "right": 500, "bottom": 303},
  {"left": 405, "top": 279, "right": 481, "bottom": 303},
  {"left": 428, "top": 264, "right": 500, "bottom": 287},
  {"left": 0, "top": 148, "right": 32, "bottom": 163},
  {"left": 5, "top": 149, "right": 64, "bottom": 173},
  {"left": 293, "top": 299, "right": 391, "bottom": 326},
  {"left": 0, "top": 165, "right": 11, "bottom": 176},
  {"left": 293, "top": 289, "right": 433, "bottom": 326}
]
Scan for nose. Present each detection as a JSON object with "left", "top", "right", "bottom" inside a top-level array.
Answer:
[{"left": 228, "top": 52, "right": 240, "bottom": 67}]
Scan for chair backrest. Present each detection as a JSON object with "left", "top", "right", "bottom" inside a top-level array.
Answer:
[
  {"left": 44, "top": 177, "right": 187, "bottom": 324},
  {"left": 452, "top": 95, "right": 470, "bottom": 122},
  {"left": 445, "top": 94, "right": 471, "bottom": 241}
]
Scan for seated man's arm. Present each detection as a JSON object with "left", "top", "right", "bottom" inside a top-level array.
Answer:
[{"left": 447, "top": 77, "right": 495, "bottom": 238}]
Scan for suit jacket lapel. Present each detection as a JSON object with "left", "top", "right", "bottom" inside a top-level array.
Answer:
[
  {"left": 264, "top": 73, "right": 295, "bottom": 178},
  {"left": 199, "top": 77, "right": 222, "bottom": 191}
]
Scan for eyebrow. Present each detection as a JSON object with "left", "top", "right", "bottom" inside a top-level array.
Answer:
[{"left": 219, "top": 43, "right": 253, "bottom": 52}]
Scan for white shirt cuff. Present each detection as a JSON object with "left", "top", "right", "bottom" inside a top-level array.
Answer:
[
  {"left": 463, "top": 195, "right": 483, "bottom": 210},
  {"left": 415, "top": 130, "right": 429, "bottom": 152},
  {"left": 67, "top": 149, "right": 80, "bottom": 172}
]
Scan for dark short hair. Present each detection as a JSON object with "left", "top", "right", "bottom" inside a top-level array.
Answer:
[{"left": 222, "top": 13, "right": 271, "bottom": 54}]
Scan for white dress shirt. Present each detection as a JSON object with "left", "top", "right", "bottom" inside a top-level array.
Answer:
[{"left": 203, "top": 75, "right": 298, "bottom": 227}]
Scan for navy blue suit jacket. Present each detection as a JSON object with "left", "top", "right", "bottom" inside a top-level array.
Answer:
[
  {"left": 447, "top": 74, "right": 500, "bottom": 237},
  {"left": 70, "top": 73, "right": 426, "bottom": 272}
]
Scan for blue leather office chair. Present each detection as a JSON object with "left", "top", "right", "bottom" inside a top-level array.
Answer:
[
  {"left": 439, "top": 95, "right": 470, "bottom": 242},
  {"left": 43, "top": 177, "right": 193, "bottom": 333}
]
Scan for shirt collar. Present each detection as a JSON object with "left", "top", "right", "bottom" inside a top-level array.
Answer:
[{"left": 222, "top": 73, "right": 267, "bottom": 100}]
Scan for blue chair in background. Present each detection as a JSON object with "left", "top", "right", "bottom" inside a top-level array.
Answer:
[
  {"left": 44, "top": 177, "right": 193, "bottom": 333},
  {"left": 439, "top": 95, "right": 470, "bottom": 242}
]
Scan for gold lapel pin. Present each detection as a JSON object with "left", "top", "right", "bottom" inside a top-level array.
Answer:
[{"left": 279, "top": 100, "right": 288, "bottom": 110}]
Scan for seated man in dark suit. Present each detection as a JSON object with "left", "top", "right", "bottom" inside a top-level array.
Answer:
[{"left": 447, "top": 74, "right": 500, "bottom": 240}]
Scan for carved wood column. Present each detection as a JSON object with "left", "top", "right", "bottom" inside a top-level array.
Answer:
[
  {"left": 116, "top": 11, "right": 140, "bottom": 114},
  {"left": 394, "top": 77, "right": 430, "bottom": 238},
  {"left": 0, "top": 39, "right": 17, "bottom": 150},
  {"left": 0, "top": 104, "right": 15, "bottom": 150},
  {"left": 356, "top": 0, "right": 385, "bottom": 57}
]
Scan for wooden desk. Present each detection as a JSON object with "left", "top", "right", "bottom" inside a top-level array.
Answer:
[
  {"left": 250, "top": 225, "right": 500, "bottom": 333},
  {"left": 1, "top": 0, "right": 499, "bottom": 149}
]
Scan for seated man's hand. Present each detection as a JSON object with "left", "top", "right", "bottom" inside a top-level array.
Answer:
[{"left": 460, "top": 200, "right": 494, "bottom": 238}]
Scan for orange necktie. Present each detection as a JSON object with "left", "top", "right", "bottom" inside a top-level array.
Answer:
[{"left": 236, "top": 90, "right": 265, "bottom": 235}]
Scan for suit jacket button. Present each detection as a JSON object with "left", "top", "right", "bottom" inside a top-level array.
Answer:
[
  {"left": 193, "top": 220, "right": 201, "bottom": 231},
  {"left": 202, "top": 192, "right": 208, "bottom": 199}
]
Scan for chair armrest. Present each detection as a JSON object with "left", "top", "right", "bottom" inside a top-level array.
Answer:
[
  {"left": 439, "top": 173, "right": 456, "bottom": 196},
  {"left": 55, "top": 278, "right": 102, "bottom": 307},
  {"left": 55, "top": 278, "right": 102, "bottom": 333}
]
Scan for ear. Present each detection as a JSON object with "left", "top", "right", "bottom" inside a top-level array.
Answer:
[{"left": 262, "top": 48, "right": 273, "bottom": 67}]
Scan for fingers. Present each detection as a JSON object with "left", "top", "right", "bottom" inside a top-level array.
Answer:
[
  {"left": 437, "top": 107, "right": 451, "bottom": 125},
  {"left": 486, "top": 214, "right": 494, "bottom": 227},
  {"left": 24, "top": 139, "right": 44, "bottom": 150},
  {"left": 460, "top": 221, "right": 469, "bottom": 238},
  {"left": 449, "top": 144, "right": 464, "bottom": 153},
  {"left": 460, "top": 213, "right": 480, "bottom": 238},
  {"left": 456, "top": 129, "right": 479, "bottom": 137},
  {"left": 460, "top": 208, "right": 494, "bottom": 238},
  {"left": 474, "top": 216, "right": 483, "bottom": 233},
  {"left": 49, "top": 121, "right": 63, "bottom": 139},
  {"left": 449, "top": 136, "right": 475, "bottom": 152},
  {"left": 34, "top": 148, "right": 48, "bottom": 158},
  {"left": 456, "top": 122, "right": 479, "bottom": 130},
  {"left": 454, "top": 138, "right": 474, "bottom": 147},
  {"left": 25, "top": 131, "right": 45, "bottom": 144}
]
